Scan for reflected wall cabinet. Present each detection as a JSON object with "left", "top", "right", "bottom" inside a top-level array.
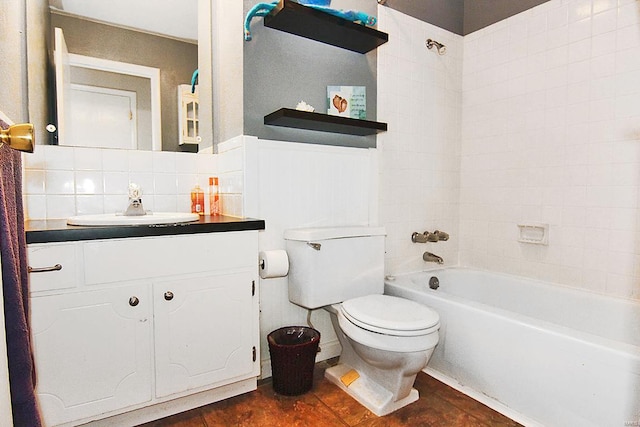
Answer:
[{"left": 178, "top": 84, "right": 200, "bottom": 146}]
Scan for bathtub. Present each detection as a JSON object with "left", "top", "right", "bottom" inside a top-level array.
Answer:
[{"left": 384, "top": 268, "right": 640, "bottom": 427}]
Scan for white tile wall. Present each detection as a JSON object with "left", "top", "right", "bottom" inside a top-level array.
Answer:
[
  {"left": 220, "top": 135, "right": 378, "bottom": 369},
  {"left": 217, "top": 136, "right": 246, "bottom": 218},
  {"left": 22, "top": 146, "right": 217, "bottom": 219},
  {"left": 377, "top": 7, "right": 463, "bottom": 275},
  {"left": 460, "top": 0, "right": 640, "bottom": 300}
]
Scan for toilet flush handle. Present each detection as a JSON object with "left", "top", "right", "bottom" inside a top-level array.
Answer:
[{"left": 307, "top": 242, "right": 321, "bottom": 251}]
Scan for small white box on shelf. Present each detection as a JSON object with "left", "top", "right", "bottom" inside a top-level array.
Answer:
[{"left": 327, "top": 86, "right": 366, "bottom": 119}]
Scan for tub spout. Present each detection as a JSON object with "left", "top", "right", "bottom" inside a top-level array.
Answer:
[{"left": 423, "top": 251, "right": 443, "bottom": 264}]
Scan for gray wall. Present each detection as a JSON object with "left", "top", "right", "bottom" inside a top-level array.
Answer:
[
  {"left": 50, "top": 14, "right": 198, "bottom": 152},
  {"left": 463, "top": 0, "right": 551, "bottom": 34},
  {"left": 243, "top": 0, "right": 378, "bottom": 148},
  {"left": 381, "top": 0, "right": 464, "bottom": 35},
  {"left": 384, "top": 0, "right": 550, "bottom": 35}
]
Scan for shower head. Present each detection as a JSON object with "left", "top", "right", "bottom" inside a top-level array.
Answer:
[
  {"left": 0, "top": 123, "right": 35, "bottom": 153},
  {"left": 426, "top": 38, "right": 446, "bottom": 55}
]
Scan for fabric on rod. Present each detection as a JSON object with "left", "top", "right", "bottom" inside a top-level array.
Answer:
[{"left": 0, "top": 119, "right": 42, "bottom": 426}]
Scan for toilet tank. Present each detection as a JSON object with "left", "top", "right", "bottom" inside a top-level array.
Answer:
[{"left": 284, "top": 226, "right": 386, "bottom": 309}]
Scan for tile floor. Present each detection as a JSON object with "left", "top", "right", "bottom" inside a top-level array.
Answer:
[{"left": 140, "top": 360, "right": 522, "bottom": 427}]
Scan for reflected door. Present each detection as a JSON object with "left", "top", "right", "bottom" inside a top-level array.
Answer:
[{"left": 66, "top": 84, "right": 137, "bottom": 149}]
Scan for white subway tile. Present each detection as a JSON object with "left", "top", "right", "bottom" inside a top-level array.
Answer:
[
  {"left": 45, "top": 195, "right": 76, "bottom": 219},
  {"left": 175, "top": 152, "right": 198, "bottom": 173},
  {"left": 594, "top": 0, "right": 617, "bottom": 14},
  {"left": 45, "top": 145, "right": 75, "bottom": 170},
  {"left": 75, "top": 195, "right": 104, "bottom": 215},
  {"left": 102, "top": 148, "right": 129, "bottom": 172},
  {"left": 23, "top": 148, "right": 45, "bottom": 170},
  {"left": 24, "top": 195, "right": 47, "bottom": 220},
  {"left": 24, "top": 170, "right": 46, "bottom": 194},
  {"left": 103, "top": 171, "right": 129, "bottom": 194},
  {"left": 74, "top": 147, "right": 102, "bottom": 171},
  {"left": 568, "top": 0, "right": 592, "bottom": 23},
  {"left": 128, "top": 150, "right": 153, "bottom": 173},
  {"left": 153, "top": 173, "right": 178, "bottom": 195},
  {"left": 45, "top": 170, "right": 75, "bottom": 194},
  {"left": 592, "top": 8, "right": 618, "bottom": 36},
  {"left": 75, "top": 171, "right": 104, "bottom": 195},
  {"left": 569, "top": 16, "right": 592, "bottom": 42},
  {"left": 152, "top": 151, "right": 176, "bottom": 173}
]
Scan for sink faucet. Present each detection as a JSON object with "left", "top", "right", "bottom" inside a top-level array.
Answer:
[
  {"left": 423, "top": 251, "right": 443, "bottom": 264},
  {"left": 124, "top": 183, "right": 147, "bottom": 216}
]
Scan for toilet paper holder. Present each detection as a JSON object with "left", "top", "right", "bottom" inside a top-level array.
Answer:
[{"left": 258, "top": 250, "right": 290, "bottom": 279}]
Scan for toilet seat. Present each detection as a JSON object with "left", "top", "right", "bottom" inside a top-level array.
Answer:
[{"left": 340, "top": 295, "right": 440, "bottom": 337}]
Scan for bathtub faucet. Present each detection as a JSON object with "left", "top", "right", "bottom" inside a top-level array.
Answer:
[
  {"left": 412, "top": 230, "right": 450, "bottom": 243},
  {"left": 423, "top": 251, "right": 444, "bottom": 264}
]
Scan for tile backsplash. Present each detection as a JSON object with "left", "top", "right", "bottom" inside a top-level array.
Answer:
[{"left": 22, "top": 145, "right": 217, "bottom": 220}]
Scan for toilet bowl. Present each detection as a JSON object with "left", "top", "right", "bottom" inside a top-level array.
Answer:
[
  {"left": 283, "top": 226, "right": 440, "bottom": 416},
  {"left": 324, "top": 294, "right": 439, "bottom": 416}
]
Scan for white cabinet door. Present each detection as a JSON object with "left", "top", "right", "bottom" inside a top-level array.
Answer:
[
  {"left": 31, "top": 284, "right": 152, "bottom": 426},
  {"left": 154, "top": 271, "right": 256, "bottom": 398}
]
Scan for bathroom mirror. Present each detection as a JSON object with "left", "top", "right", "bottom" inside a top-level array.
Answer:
[{"left": 45, "top": 0, "right": 203, "bottom": 152}]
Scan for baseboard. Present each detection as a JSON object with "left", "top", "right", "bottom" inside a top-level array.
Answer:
[
  {"left": 79, "top": 378, "right": 256, "bottom": 427},
  {"left": 423, "top": 367, "right": 543, "bottom": 427},
  {"left": 261, "top": 339, "right": 341, "bottom": 379}
]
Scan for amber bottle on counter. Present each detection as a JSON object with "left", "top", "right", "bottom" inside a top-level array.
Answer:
[{"left": 191, "top": 185, "right": 204, "bottom": 215}]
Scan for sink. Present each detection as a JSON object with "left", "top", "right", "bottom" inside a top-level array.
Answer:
[{"left": 67, "top": 212, "right": 200, "bottom": 226}]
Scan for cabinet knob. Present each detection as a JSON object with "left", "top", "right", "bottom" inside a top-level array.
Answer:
[
  {"left": 164, "top": 291, "right": 174, "bottom": 301},
  {"left": 129, "top": 296, "right": 139, "bottom": 307}
]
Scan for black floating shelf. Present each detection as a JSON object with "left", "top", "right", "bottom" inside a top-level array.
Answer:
[
  {"left": 263, "top": 0, "right": 388, "bottom": 54},
  {"left": 264, "top": 108, "right": 387, "bottom": 136}
]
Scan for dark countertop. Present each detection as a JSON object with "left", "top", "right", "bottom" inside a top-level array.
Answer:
[{"left": 26, "top": 215, "right": 266, "bottom": 244}]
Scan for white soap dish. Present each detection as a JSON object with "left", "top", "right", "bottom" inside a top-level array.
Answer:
[{"left": 517, "top": 223, "right": 549, "bottom": 245}]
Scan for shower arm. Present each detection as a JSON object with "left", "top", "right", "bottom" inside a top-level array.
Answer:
[{"left": 426, "top": 38, "right": 447, "bottom": 55}]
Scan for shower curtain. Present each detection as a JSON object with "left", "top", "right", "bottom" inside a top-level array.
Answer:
[{"left": 0, "top": 119, "right": 42, "bottom": 426}]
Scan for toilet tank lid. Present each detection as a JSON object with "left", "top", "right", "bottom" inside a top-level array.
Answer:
[{"left": 284, "top": 226, "right": 386, "bottom": 241}]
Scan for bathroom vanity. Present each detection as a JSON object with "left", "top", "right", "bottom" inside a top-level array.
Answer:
[{"left": 25, "top": 216, "right": 265, "bottom": 426}]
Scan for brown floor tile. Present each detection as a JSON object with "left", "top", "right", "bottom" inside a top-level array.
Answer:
[
  {"left": 137, "top": 408, "right": 206, "bottom": 427},
  {"left": 311, "top": 378, "right": 377, "bottom": 426},
  {"left": 414, "top": 375, "right": 522, "bottom": 427},
  {"left": 201, "top": 385, "right": 346, "bottom": 427},
  {"left": 144, "top": 362, "right": 521, "bottom": 427}
]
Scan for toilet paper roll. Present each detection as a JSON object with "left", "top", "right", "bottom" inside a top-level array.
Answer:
[{"left": 259, "top": 250, "right": 289, "bottom": 279}]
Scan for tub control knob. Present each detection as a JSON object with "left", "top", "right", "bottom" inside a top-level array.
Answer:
[
  {"left": 129, "top": 296, "right": 139, "bottom": 306},
  {"left": 429, "top": 276, "right": 439, "bottom": 290},
  {"left": 164, "top": 291, "right": 174, "bottom": 301}
]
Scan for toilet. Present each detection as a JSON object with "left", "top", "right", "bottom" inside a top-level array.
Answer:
[{"left": 284, "top": 226, "right": 440, "bottom": 416}]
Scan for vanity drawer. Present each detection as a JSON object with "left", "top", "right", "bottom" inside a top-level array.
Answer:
[
  {"left": 28, "top": 243, "right": 80, "bottom": 293},
  {"left": 83, "top": 231, "right": 258, "bottom": 285}
]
